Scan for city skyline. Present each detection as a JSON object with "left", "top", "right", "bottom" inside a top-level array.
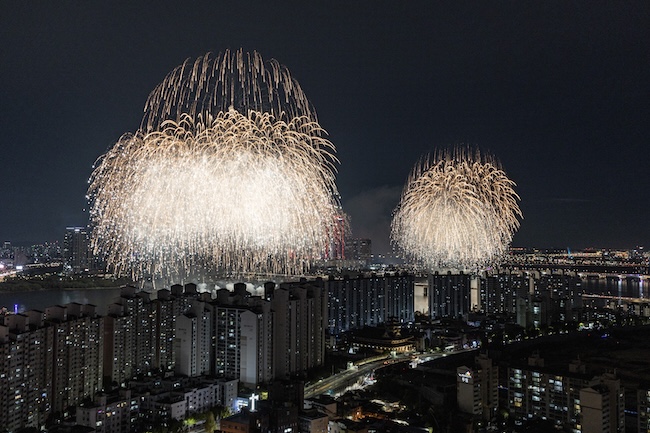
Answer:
[{"left": 1, "top": 3, "right": 649, "bottom": 253}]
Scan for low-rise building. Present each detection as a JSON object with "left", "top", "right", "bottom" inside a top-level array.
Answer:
[
  {"left": 133, "top": 376, "right": 238, "bottom": 422},
  {"left": 299, "top": 409, "right": 329, "bottom": 433},
  {"left": 76, "top": 390, "right": 138, "bottom": 433},
  {"left": 220, "top": 410, "right": 267, "bottom": 433}
]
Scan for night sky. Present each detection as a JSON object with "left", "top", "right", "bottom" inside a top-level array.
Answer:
[{"left": 1, "top": 2, "right": 649, "bottom": 253}]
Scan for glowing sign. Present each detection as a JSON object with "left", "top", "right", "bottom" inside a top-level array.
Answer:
[{"left": 458, "top": 370, "right": 472, "bottom": 383}]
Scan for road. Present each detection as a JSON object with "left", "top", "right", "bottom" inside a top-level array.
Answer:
[{"left": 304, "top": 352, "right": 446, "bottom": 399}]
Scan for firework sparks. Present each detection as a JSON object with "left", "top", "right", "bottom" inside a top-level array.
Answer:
[
  {"left": 88, "top": 51, "right": 340, "bottom": 280},
  {"left": 391, "top": 148, "right": 522, "bottom": 270}
]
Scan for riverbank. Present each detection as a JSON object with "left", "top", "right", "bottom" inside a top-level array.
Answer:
[{"left": 0, "top": 275, "right": 132, "bottom": 292}]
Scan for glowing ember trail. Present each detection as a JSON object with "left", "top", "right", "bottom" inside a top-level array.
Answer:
[
  {"left": 88, "top": 50, "right": 340, "bottom": 281},
  {"left": 391, "top": 148, "right": 522, "bottom": 270}
]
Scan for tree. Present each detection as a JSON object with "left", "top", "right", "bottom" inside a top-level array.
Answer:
[
  {"left": 204, "top": 412, "right": 217, "bottom": 433},
  {"left": 211, "top": 404, "right": 230, "bottom": 420}
]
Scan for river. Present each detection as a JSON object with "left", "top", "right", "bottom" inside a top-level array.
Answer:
[{"left": 0, "top": 287, "right": 123, "bottom": 315}]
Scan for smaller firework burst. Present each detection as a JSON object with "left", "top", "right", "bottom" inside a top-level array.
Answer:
[{"left": 391, "top": 148, "right": 522, "bottom": 270}]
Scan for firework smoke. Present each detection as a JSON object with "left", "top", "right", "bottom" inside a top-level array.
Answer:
[
  {"left": 391, "top": 148, "right": 522, "bottom": 270},
  {"left": 88, "top": 50, "right": 340, "bottom": 280}
]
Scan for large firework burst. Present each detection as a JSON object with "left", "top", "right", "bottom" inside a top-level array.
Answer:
[
  {"left": 88, "top": 50, "right": 340, "bottom": 280},
  {"left": 391, "top": 148, "right": 522, "bottom": 270}
]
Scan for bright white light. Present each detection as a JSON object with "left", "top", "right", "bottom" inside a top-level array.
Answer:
[
  {"left": 88, "top": 51, "right": 340, "bottom": 281},
  {"left": 391, "top": 148, "right": 522, "bottom": 270}
]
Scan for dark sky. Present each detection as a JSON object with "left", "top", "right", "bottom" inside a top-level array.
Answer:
[{"left": 1, "top": 2, "right": 649, "bottom": 253}]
